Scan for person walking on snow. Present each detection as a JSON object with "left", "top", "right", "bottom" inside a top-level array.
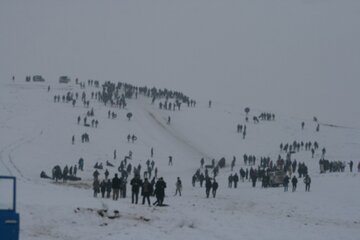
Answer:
[
  {"left": 205, "top": 177, "right": 212, "bottom": 198},
  {"left": 304, "top": 174, "right": 311, "bottom": 192},
  {"left": 174, "top": 177, "right": 182, "bottom": 196},
  {"left": 291, "top": 175, "right": 298, "bottom": 192},
  {"left": 212, "top": 179, "right": 218, "bottom": 198}
]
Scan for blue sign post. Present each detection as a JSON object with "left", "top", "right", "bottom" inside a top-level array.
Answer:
[{"left": 0, "top": 176, "right": 20, "bottom": 240}]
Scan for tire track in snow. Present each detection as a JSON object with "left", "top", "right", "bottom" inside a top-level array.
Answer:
[
  {"left": 0, "top": 147, "right": 13, "bottom": 175},
  {"left": 0, "top": 130, "right": 43, "bottom": 181},
  {"left": 146, "top": 110, "right": 213, "bottom": 160}
]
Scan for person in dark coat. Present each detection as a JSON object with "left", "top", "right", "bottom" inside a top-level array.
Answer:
[
  {"left": 106, "top": 179, "right": 112, "bottom": 198},
  {"left": 93, "top": 178, "right": 100, "bottom": 197},
  {"left": 251, "top": 174, "right": 257, "bottom": 187},
  {"left": 112, "top": 174, "right": 121, "bottom": 200},
  {"left": 52, "top": 165, "right": 62, "bottom": 182},
  {"left": 199, "top": 173, "right": 204, "bottom": 187},
  {"left": 130, "top": 175, "right": 142, "bottom": 204},
  {"left": 212, "top": 179, "right": 218, "bottom": 198},
  {"left": 93, "top": 170, "right": 99, "bottom": 179},
  {"left": 142, "top": 178, "right": 153, "bottom": 206},
  {"left": 63, "top": 166, "right": 69, "bottom": 182},
  {"left": 174, "top": 177, "right": 182, "bottom": 196},
  {"left": 291, "top": 176, "right": 298, "bottom": 192},
  {"left": 78, "top": 158, "right": 84, "bottom": 171},
  {"left": 100, "top": 179, "right": 106, "bottom": 198},
  {"left": 349, "top": 161, "right": 353, "bottom": 172},
  {"left": 154, "top": 177, "right": 167, "bottom": 206},
  {"left": 283, "top": 175, "right": 290, "bottom": 192},
  {"left": 233, "top": 173, "right": 239, "bottom": 188},
  {"left": 304, "top": 174, "right": 311, "bottom": 192},
  {"left": 228, "top": 174, "right": 233, "bottom": 188},
  {"left": 205, "top": 177, "right": 212, "bottom": 198},
  {"left": 192, "top": 174, "right": 197, "bottom": 187}
]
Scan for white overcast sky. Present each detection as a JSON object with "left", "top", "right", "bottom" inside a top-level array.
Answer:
[{"left": 1, "top": 0, "right": 360, "bottom": 126}]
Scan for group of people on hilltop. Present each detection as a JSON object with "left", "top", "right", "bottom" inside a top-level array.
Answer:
[{"left": 96, "top": 81, "right": 195, "bottom": 110}]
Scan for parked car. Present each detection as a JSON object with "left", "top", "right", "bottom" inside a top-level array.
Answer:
[
  {"left": 59, "top": 76, "right": 70, "bottom": 83},
  {"left": 269, "top": 170, "right": 286, "bottom": 187},
  {"left": 32, "top": 75, "right": 45, "bottom": 82}
]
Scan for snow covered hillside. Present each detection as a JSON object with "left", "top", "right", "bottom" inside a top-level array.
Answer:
[
  {"left": 0, "top": 80, "right": 359, "bottom": 240},
  {"left": 0, "top": 0, "right": 360, "bottom": 239}
]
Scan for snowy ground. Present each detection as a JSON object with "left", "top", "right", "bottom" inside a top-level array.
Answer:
[
  {"left": 0, "top": 80, "right": 359, "bottom": 240},
  {"left": 1, "top": 0, "right": 360, "bottom": 239}
]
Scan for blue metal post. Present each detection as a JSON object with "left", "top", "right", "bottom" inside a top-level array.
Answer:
[{"left": 0, "top": 176, "right": 20, "bottom": 240}]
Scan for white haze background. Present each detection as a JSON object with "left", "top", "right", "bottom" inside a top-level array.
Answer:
[{"left": 1, "top": 0, "right": 360, "bottom": 126}]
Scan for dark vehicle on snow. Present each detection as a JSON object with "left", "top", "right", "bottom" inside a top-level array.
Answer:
[
  {"left": 32, "top": 75, "right": 45, "bottom": 82},
  {"left": 59, "top": 76, "right": 71, "bottom": 83},
  {"left": 269, "top": 170, "right": 286, "bottom": 187}
]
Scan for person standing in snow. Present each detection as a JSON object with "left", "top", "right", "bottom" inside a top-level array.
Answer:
[
  {"left": 291, "top": 175, "right": 298, "bottom": 192},
  {"left": 78, "top": 158, "right": 84, "bottom": 171},
  {"left": 304, "top": 174, "right": 311, "bottom": 192},
  {"left": 93, "top": 170, "right": 99, "bottom": 179},
  {"left": 212, "top": 179, "right": 218, "bottom": 198},
  {"left": 93, "top": 178, "right": 100, "bottom": 197},
  {"left": 106, "top": 179, "right": 112, "bottom": 198},
  {"left": 63, "top": 166, "right": 69, "bottom": 182},
  {"left": 130, "top": 175, "right": 142, "bottom": 204},
  {"left": 233, "top": 173, "right": 239, "bottom": 188},
  {"left": 112, "top": 174, "right": 121, "bottom": 200},
  {"left": 154, "top": 177, "right": 167, "bottom": 206},
  {"left": 192, "top": 174, "right": 197, "bottom": 187},
  {"left": 349, "top": 161, "right": 353, "bottom": 172},
  {"left": 199, "top": 173, "right": 204, "bottom": 188},
  {"left": 205, "top": 177, "right": 212, "bottom": 198},
  {"left": 228, "top": 174, "right": 233, "bottom": 188},
  {"left": 104, "top": 169, "right": 109, "bottom": 180},
  {"left": 141, "top": 178, "right": 153, "bottom": 206},
  {"left": 200, "top": 158, "right": 204, "bottom": 168},
  {"left": 174, "top": 177, "right": 182, "bottom": 196},
  {"left": 100, "top": 179, "right": 106, "bottom": 198},
  {"left": 283, "top": 175, "right": 290, "bottom": 192}
]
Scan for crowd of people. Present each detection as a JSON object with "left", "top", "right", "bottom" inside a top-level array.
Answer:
[
  {"left": 93, "top": 173, "right": 168, "bottom": 206},
  {"left": 40, "top": 77, "right": 360, "bottom": 210}
]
